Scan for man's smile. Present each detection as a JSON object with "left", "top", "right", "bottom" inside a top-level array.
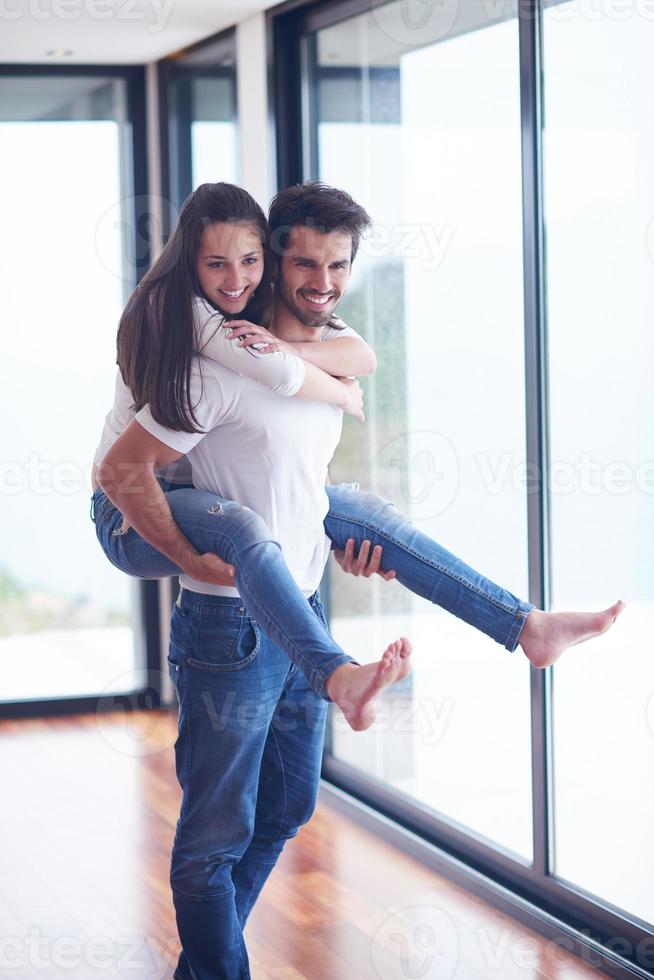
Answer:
[{"left": 299, "top": 291, "right": 335, "bottom": 308}]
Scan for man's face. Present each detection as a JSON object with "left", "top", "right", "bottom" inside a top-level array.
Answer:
[{"left": 276, "top": 225, "right": 353, "bottom": 328}]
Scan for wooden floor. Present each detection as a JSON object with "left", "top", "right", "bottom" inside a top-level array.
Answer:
[{"left": 0, "top": 710, "right": 606, "bottom": 979}]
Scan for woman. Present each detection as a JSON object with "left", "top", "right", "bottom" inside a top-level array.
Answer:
[{"left": 93, "top": 181, "right": 623, "bottom": 731}]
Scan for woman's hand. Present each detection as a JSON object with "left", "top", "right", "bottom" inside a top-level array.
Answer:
[
  {"left": 226, "top": 321, "right": 293, "bottom": 355},
  {"left": 338, "top": 378, "right": 365, "bottom": 421}
]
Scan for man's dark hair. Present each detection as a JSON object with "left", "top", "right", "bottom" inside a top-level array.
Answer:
[{"left": 268, "top": 181, "right": 372, "bottom": 262}]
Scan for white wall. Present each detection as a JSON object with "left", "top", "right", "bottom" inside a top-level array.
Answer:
[{"left": 236, "top": 12, "right": 274, "bottom": 208}]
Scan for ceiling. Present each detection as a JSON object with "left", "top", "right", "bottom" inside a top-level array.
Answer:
[{"left": 0, "top": 0, "right": 280, "bottom": 65}]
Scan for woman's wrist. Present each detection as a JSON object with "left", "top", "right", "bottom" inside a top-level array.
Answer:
[{"left": 335, "top": 380, "right": 350, "bottom": 410}]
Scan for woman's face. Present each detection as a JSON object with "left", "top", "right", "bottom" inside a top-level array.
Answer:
[{"left": 196, "top": 221, "right": 264, "bottom": 315}]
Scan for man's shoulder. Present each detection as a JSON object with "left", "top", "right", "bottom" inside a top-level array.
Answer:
[{"left": 321, "top": 316, "right": 360, "bottom": 342}]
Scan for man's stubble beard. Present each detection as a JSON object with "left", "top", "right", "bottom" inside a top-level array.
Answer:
[{"left": 275, "top": 279, "right": 336, "bottom": 330}]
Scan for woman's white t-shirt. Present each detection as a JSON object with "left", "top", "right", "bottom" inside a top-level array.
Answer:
[{"left": 93, "top": 295, "right": 308, "bottom": 472}]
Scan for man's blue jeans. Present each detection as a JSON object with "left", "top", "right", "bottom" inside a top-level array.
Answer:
[
  {"left": 91, "top": 482, "right": 534, "bottom": 699},
  {"left": 166, "top": 588, "right": 328, "bottom": 980}
]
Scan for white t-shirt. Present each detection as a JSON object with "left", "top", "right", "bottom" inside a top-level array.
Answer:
[
  {"left": 93, "top": 295, "right": 307, "bottom": 473},
  {"left": 136, "top": 329, "right": 349, "bottom": 598}
]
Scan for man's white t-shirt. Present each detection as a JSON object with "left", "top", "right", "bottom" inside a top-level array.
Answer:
[{"left": 135, "top": 344, "right": 346, "bottom": 598}]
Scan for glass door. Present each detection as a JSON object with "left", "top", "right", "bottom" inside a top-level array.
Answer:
[
  {"left": 0, "top": 73, "right": 143, "bottom": 704},
  {"left": 305, "top": 0, "right": 534, "bottom": 861},
  {"left": 543, "top": 0, "right": 654, "bottom": 925}
]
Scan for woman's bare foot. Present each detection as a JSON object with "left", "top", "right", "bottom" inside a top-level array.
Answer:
[
  {"left": 519, "top": 601, "right": 625, "bottom": 669},
  {"left": 326, "top": 638, "right": 412, "bottom": 731}
]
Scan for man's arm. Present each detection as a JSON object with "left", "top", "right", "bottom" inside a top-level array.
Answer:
[{"left": 97, "top": 420, "right": 235, "bottom": 586}]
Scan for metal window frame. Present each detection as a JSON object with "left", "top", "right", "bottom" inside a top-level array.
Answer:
[
  {"left": 157, "top": 27, "right": 238, "bottom": 223},
  {"left": 0, "top": 63, "right": 162, "bottom": 719},
  {"left": 266, "top": 1, "right": 654, "bottom": 975}
]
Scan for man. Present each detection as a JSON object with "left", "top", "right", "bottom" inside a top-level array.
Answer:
[{"left": 100, "top": 182, "right": 410, "bottom": 979}]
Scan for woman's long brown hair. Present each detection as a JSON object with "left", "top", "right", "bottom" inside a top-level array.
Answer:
[{"left": 117, "top": 182, "right": 273, "bottom": 433}]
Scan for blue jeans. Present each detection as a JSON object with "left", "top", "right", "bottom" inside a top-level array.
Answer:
[
  {"left": 91, "top": 486, "right": 352, "bottom": 699},
  {"left": 167, "top": 588, "right": 328, "bottom": 980},
  {"left": 91, "top": 483, "right": 534, "bottom": 698}
]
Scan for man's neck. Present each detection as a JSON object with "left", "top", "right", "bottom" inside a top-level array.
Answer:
[{"left": 271, "top": 301, "right": 324, "bottom": 343}]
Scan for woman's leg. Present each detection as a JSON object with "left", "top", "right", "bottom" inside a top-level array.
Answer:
[
  {"left": 324, "top": 484, "right": 624, "bottom": 667},
  {"left": 325, "top": 483, "right": 533, "bottom": 651},
  {"left": 91, "top": 486, "right": 410, "bottom": 709}
]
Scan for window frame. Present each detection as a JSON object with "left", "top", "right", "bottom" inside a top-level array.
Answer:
[
  {"left": 157, "top": 27, "right": 238, "bottom": 221},
  {"left": 0, "top": 63, "right": 164, "bottom": 719},
  {"left": 266, "top": 2, "right": 654, "bottom": 977}
]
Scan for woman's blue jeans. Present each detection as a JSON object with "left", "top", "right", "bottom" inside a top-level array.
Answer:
[{"left": 91, "top": 482, "right": 534, "bottom": 700}]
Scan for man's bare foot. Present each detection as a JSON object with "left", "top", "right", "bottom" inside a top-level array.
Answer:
[
  {"left": 325, "top": 638, "right": 412, "bottom": 731},
  {"left": 519, "top": 601, "right": 625, "bottom": 669}
]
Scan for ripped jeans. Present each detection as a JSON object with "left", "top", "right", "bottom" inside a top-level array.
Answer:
[{"left": 91, "top": 482, "right": 533, "bottom": 700}]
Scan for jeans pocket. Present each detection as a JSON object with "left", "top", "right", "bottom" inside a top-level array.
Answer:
[
  {"left": 167, "top": 656, "right": 181, "bottom": 685},
  {"left": 186, "top": 611, "right": 261, "bottom": 672},
  {"left": 312, "top": 598, "right": 329, "bottom": 632},
  {"left": 168, "top": 606, "right": 189, "bottom": 677},
  {"left": 91, "top": 491, "right": 114, "bottom": 528}
]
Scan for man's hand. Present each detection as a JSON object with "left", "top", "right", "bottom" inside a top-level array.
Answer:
[
  {"left": 183, "top": 552, "right": 237, "bottom": 587},
  {"left": 226, "top": 321, "right": 292, "bottom": 355},
  {"left": 334, "top": 538, "right": 396, "bottom": 581}
]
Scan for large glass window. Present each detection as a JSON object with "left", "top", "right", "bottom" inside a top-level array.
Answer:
[
  {"left": 0, "top": 74, "right": 141, "bottom": 702},
  {"left": 307, "top": 1, "right": 533, "bottom": 860},
  {"left": 288, "top": 0, "right": 654, "bottom": 957},
  {"left": 543, "top": 2, "right": 654, "bottom": 923},
  {"left": 163, "top": 32, "right": 238, "bottom": 209}
]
